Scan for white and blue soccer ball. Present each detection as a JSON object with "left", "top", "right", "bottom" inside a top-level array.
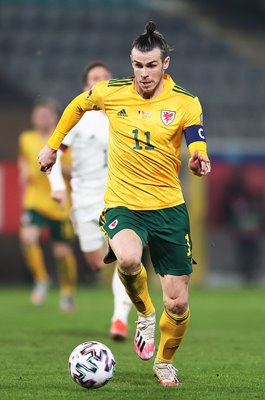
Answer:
[{"left": 68, "top": 341, "right": 116, "bottom": 389}]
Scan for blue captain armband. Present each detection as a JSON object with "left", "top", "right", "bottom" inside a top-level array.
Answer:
[{"left": 184, "top": 125, "right": 206, "bottom": 146}]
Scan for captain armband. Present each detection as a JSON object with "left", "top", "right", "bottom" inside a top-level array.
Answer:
[{"left": 184, "top": 125, "right": 206, "bottom": 146}]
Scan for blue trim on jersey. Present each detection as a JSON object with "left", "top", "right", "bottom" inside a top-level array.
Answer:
[{"left": 184, "top": 125, "right": 206, "bottom": 146}]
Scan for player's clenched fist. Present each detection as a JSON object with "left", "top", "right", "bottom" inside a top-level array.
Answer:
[
  {"left": 38, "top": 144, "right": 57, "bottom": 174},
  {"left": 188, "top": 149, "right": 211, "bottom": 176}
]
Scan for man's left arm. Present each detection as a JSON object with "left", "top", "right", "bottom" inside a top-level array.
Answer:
[{"left": 183, "top": 97, "right": 211, "bottom": 176}]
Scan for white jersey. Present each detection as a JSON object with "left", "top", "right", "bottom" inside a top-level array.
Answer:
[
  {"left": 49, "top": 110, "right": 109, "bottom": 218},
  {"left": 65, "top": 111, "right": 108, "bottom": 212}
]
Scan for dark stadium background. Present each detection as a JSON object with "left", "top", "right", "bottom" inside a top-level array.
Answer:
[{"left": 0, "top": 0, "right": 264, "bottom": 286}]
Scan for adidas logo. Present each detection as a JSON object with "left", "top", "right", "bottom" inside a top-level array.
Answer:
[{"left": 117, "top": 108, "right": 128, "bottom": 117}]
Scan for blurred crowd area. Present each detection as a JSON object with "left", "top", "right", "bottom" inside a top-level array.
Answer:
[{"left": 0, "top": 0, "right": 264, "bottom": 286}]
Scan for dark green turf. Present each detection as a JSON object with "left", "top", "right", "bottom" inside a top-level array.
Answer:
[{"left": 0, "top": 286, "right": 264, "bottom": 399}]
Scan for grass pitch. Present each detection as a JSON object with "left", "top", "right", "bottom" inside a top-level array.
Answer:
[{"left": 0, "top": 285, "right": 264, "bottom": 400}]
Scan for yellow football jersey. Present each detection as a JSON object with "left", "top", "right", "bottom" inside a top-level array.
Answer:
[
  {"left": 19, "top": 130, "right": 71, "bottom": 220},
  {"left": 48, "top": 74, "right": 208, "bottom": 211}
]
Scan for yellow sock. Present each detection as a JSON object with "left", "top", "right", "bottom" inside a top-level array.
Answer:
[
  {"left": 156, "top": 307, "right": 190, "bottom": 363},
  {"left": 118, "top": 264, "right": 155, "bottom": 316},
  {"left": 56, "top": 251, "right": 77, "bottom": 296},
  {"left": 22, "top": 243, "right": 48, "bottom": 282}
]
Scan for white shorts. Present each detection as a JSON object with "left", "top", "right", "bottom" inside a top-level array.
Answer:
[{"left": 71, "top": 208, "right": 104, "bottom": 253}]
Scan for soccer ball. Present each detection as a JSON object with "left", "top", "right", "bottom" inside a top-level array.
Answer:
[{"left": 68, "top": 341, "right": 116, "bottom": 389}]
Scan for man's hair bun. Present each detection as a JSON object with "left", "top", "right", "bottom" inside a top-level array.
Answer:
[{"left": 145, "top": 21, "right": 156, "bottom": 35}]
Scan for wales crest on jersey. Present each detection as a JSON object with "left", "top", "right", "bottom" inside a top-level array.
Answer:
[
  {"left": 109, "top": 219, "right": 118, "bottom": 230},
  {"left": 161, "top": 110, "right": 176, "bottom": 126}
]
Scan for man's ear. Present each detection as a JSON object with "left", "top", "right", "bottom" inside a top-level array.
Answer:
[{"left": 163, "top": 56, "right": 170, "bottom": 71}]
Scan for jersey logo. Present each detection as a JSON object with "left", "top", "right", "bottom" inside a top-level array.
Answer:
[
  {"left": 161, "top": 110, "right": 176, "bottom": 126},
  {"left": 109, "top": 219, "right": 118, "bottom": 230},
  {"left": 138, "top": 110, "right": 152, "bottom": 119},
  {"left": 117, "top": 109, "right": 128, "bottom": 117}
]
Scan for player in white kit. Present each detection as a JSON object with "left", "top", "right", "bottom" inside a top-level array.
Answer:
[{"left": 49, "top": 63, "right": 132, "bottom": 340}]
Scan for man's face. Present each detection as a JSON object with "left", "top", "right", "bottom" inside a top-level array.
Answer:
[
  {"left": 31, "top": 105, "right": 58, "bottom": 133},
  {"left": 131, "top": 47, "right": 170, "bottom": 98},
  {"left": 84, "top": 66, "right": 112, "bottom": 91}
]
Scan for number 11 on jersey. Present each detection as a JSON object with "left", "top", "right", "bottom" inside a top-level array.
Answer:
[{"left": 132, "top": 129, "right": 154, "bottom": 150}]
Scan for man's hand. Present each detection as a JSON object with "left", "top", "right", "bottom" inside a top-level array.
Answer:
[
  {"left": 188, "top": 149, "right": 211, "bottom": 176},
  {"left": 38, "top": 144, "right": 57, "bottom": 174},
  {"left": 51, "top": 190, "right": 67, "bottom": 209}
]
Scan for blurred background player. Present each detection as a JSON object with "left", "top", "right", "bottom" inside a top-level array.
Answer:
[
  {"left": 220, "top": 168, "right": 264, "bottom": 284},
  {"left": 18, "top": 98, "right": 77, "bottom": 312},
  {"left": 48, "top": 63, "right": 132, "bottom": 340}
]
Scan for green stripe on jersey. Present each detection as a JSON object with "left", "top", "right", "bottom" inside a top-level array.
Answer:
[
  {"left": 108, "top": 77, "right": 133, "bottom": 86},
  {"left": 172, "top": 88, "right": 195, "bottom": 98},
  {"left": 173, "top": 84, "right": 195, "bottom": 98},
  {"left": 109, "top": 77, "right": 133, "bottom": 81},
  {"left": 108, "top": 83, "right": 133, "bottom": 87}
]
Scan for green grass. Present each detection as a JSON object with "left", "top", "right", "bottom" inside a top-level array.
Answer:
[{"left": 0, "top": 286, "right": 264, "bottom": 400}]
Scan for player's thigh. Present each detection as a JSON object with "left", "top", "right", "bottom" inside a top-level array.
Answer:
[
  {"left": 109, "top": 229, "right": 143, "bottom": 267},
  {"left": 160, "top": 274, "right": 190, "bottom": 312},
  {"left": 19, "top": 210, "right": 43, "bottom": 245},
  {"left": 19, "top": 225, "right": 41, "bottom": 245},
  {"left": 101, "top": 207, "right": 147, "bottom": 269}
]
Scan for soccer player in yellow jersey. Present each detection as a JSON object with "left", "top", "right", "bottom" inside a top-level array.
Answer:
[
  {"left": 38, "top": 21, "right": 211, "bottom": 385},
  {"left": 19, "top": 98, "right": 77, "bottom": 312}
]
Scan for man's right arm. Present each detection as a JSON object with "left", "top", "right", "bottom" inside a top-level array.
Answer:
[
  {"left": 38, "top": 82, "right": 105, "bottom": 173},
  {"left": 48, "top": 93, "right": 88, "bottom": 150},
  {"left": 38, "top": 94, "right": 86, "bottom": 173}
]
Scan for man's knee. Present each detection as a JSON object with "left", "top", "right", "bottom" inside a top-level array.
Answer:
[
  {"left": 19, "top": 227, "right": 38, "bottom": 246},
  {"left": 84, "top": 251, "right": 104, "bottom": 271},
  {"left": 117, "top": 252, "right": 142, "bottom": 273},
  {"left": 164, "top": 295, "right": 189, "bottom": 315},
  {"left": 53, "top": 243, "right": 71, "bottom": 259},
  {"left": 109, "top": 229, "right": 143, "bottom": 273}
]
